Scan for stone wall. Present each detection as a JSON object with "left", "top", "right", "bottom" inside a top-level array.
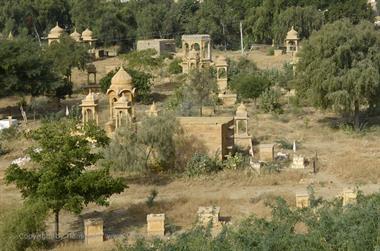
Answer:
[
  {"left": 137, "top": 39, "right": 176, "bottom": 55},
  {"left": 177, "top": 117, "right": 234, "bottom": 159}
]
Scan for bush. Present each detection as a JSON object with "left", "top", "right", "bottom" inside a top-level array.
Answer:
[
  {"left": 168, "top": 58, "right": 182, "bottom": 74},
  {"left": 0, "top": 200, "right": 49, "bottom": 251},
  {"left": 267, "top": 47, "right": 275, "bottom": 56},
  {"left": 0, "top": 143, "right": 9, "bottom": 156},
  {"left": 185, "top": 153, "right": 222, "bottom": 177},
  {"left": 0, "top": 126, "right": 20, "bottom": 141},
  {"left": 231, "top": 73, "right": 271, "bottom": 103},
  {"left": 223, "top": 153, "right": 247, "bottom": 170},
  {"left": 259, "top": 89, "right": 283, "bottom": 113},
  {"left": 146, "top": 189, "right": 158, "bottom": 208}
]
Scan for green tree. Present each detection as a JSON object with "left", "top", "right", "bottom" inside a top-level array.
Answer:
[
  {"left": 122, "top": 49, "right": 163, "bottom": 72},
  {"left": 0, "top": 37, "right": 61, "bottom": 97},
  {"left": 231, "top": 74, "right": 271, "bottom": 103},
  {"left": 295, "top": 20, "right": 380, "bottom": 131},
  {"left": 187, "top": 68, "right": 218, "bottom": 116},
  {"left": 5, "top": 119, "right": 126, "bottom": 238}
]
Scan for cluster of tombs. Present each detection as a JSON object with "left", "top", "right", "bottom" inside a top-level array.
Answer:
[
  {"left": 82, "top": 188, "right": 358, "bottom": 245},
  {"left": 80, "top": 31, "right": 308, "bottom": 169}
]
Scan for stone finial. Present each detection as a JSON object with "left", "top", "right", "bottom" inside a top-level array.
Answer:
[
  {"left": 235, "top": 103, "right": 248, "bottom": 118},
  {"left": 146, "top": 102, "right": 158, "bottom": 117}
]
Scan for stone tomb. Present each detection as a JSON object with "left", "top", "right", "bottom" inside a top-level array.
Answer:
[
  {"left": 291, "top": 155, "right": 305, "bottom": 169},
  {"left": 197, "top": 206, "right": 220, "bottom": 226},
  {"left": 342, "top": 189, "right": 357, "bottom": 206},
  {"left": 296, "top": 192, "right": 310, "bottom": 208},
  {"left": 258, "top": 144, "right": 275, "bottom": 162},
  {"left": 147, "top": 214, "right": 165, "bottom": 236},
  {"left": 84, "top": 218, "right": 104, "bottom": 244}
]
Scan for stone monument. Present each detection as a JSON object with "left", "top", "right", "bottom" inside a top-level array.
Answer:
[
  {"left": 84, "top": 218, "right": 104, "bottom": 244},
  {"left": 147, "top": 214, "right": 165, "bottom": 237}
]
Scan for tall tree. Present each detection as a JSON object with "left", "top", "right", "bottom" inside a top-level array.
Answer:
[
  {"left": 0, "top": 37, "right": 61, "bottom": 97},
  {"left": 295, "top": 20, "right": 380, "bottom": 131},
  {"left": 5, "top": 119, "right": 126, "bottom": 238}
]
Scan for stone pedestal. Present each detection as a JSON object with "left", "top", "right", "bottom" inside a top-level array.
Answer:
[
  {"left": 343, "top": 189, "right": 357, "bottom": 206},
  {"left": 84, "top": 218, "right": 104, "bottom": 245},
  {"left": 197, "top": 206, "right": 220, "bottom": 226},
  {"left": 274, "top": 49, "right": 283, "bottom": 56},
  {"left": 218, "top": 94, "right": 237, "bottom": 107},
  {"left": 258, "top": 144, "right": 275, "bottom": 162},
  {"left": 147, "top": 214, "right": 165, "bottom": 237},
  {"left": 291, "top": 155, "right": 305, "bottom": 169},
  {"left": 234, "top": 134, "right": 252, "bottom": 149},
  {"left": 296, "top": 192, "right": 310, "bottom": 208}
]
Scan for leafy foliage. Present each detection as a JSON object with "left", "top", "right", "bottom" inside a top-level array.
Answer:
[
  {"left": 117, "top": 192, "right": 380, "bottom": 251},
  {"left": 104, "top": 113, "right": 178, "bottom": 173},
  {"left": 168, "top": 58, "right": 183, "bottom": 75},
  {"left": 0, "top": 200, "right": 49, "bottom": 251},
  {"left": 185, "top": 152, "right": 222, "bottom": 177},
  {"left": 296, "top": 20, "right": 380, "bottom": 130},
  {"left": 5, "top": 119, "right": 126, "bottom": 237},
  {"left": 259, "top": 89, "right": 283, "bottom": 113}
]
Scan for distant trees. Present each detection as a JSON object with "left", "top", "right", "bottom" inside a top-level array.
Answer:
[
  {"left": 5, "top": 119, "right": 126, "bottom": 238},
  {"left": 0, "top": 0, "right": 375, "bottom": 50},
  {"left": 296, "top": 20, "right": 380, "bottom": 131}
]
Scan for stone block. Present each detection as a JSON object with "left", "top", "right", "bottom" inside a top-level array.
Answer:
[
  {"left": 84, "top": 218, "right": 104, "bottom": 244},
  {"left": 296, "top": 192, "right": 310, "bottom": 208},
  {"left": 197, "top": 206, "right": 220, "bottom": 227},
  {"left": 274, "top": 49, "right": 283, "bottom": 56},
  {"left": 343, "top": 189, "right": 357, "bottom": 206},
  {"left": 147, "top": 214, "right": 165, "bottom": 236},
  {"left": 259, "top": 144, "right": 275, "bottom": 162},
  {"left": 219, "top": 93, "right": 237, "bottom": 107},
  {"left": 291, "top": 155, "right": 305, "bottom": 169}
]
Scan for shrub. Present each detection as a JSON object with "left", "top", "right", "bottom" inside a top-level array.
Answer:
[
  {"left": 146, "top": 189, "right": 158, "bottom": 208},
  {"left": 267, "top": 47, "right": 275, "bottom": 56},
  {"left": 185, "top": 153, "right": 222, "bottom": 177},
  {"left": 231, "top": 73, "right": 271, "bottom": 103},
  {"left": 259, "top": 89, "right": 283, "bottom": 113},
  {"left": 0, "top": 126, "right": 20, "bottom": 141},
  {"left": 168, "top": 58, "right": 183, "bottom": 74},
  {"left": 223, "top": 153, "right": 247, "bottom": 170},
  {"left": 0, "top": 143, "right": 9, "bottom": 156}
]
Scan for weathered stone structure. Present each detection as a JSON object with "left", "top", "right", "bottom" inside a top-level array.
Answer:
[
  {"left": 291, "top": 155, "right": 305, "bottom": 169},
  {"left": 258, "top": 144, "right": 275, "bottom": 162},
  {"left": 70, "top": 28, "right": 81, "bottom": 42},
  {"left": 197, "top": 206, "right": 221, "bottom": 227},
  {"left": 137, "top": 39, "right": 176, "bottom": 56},
  {"left": 234, "top": 103, "right": 252, "bottom": 149},
  {"left": 181, "top": 34, "right": 212, "bottom": 73},
  {"left": 178, "top": 117, "right": 234, "bottom": 159},
  {"left": 147, "top": 214, "right": 165, "bottom": 237},
  {"left": 285, "top": 26, "right": 300, "bottom": 54},
  {"left": 342, "top": 189, "right": 357, "bottom": 206},
  {"left": 215, "top": 56, "right": 237, "bottom": 106},
  {"left": 80, "top": 91, "right": 99, "bottom": 125},
  {"left": 106, "top": 65, "right": 136, "bottom": 128},
  {"left": 296, "top": 192, "right": 310, "bottom": 208},
  {"left": 48, "top": 23, "right": 64, "bottom": 45},
  {"left": 84, "top": 218, "right": 104, "bottom": 244}
]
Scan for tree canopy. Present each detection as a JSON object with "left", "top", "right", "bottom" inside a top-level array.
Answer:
[
  {"left": 0, "top": 0, "right": 375, "bottom": 50},
  {"left": 5, "top": 119, "right": 126, "bottom": 238},
  {"left": 295, "top": 19, "right": 380, "bottom": 130}
]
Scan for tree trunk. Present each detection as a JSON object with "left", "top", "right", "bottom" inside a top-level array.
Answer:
[
  {"left": 354, "top": 100, "right": 360, "bottom": 132},
  {"left": 54, "top": 210, "right": 60, "bottom": 239}
]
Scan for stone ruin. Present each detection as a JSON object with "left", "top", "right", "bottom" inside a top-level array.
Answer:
[
  {"left": 296, "top": 192, "right": 310, "bottom": 208},
  {"left": 291, "top": 155, "right": 305, "bottom": 169},
  {"left": 197, "top": 206, "right": 223, "bottom": 235},
  {"left": 258, "top": 144, "right": 275, "bottom": 162},
  {"left": 342, "top": 189, "right": 357, "bottom": 206},
  {"left": 147, "top": 213, "right": 165, "bottom": 237},
  {"left": 84, "top": 218, "right": 104, "bottom": 245},
  {"left": 285, "top": 26, "right": 300, "bottom": 55}
]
